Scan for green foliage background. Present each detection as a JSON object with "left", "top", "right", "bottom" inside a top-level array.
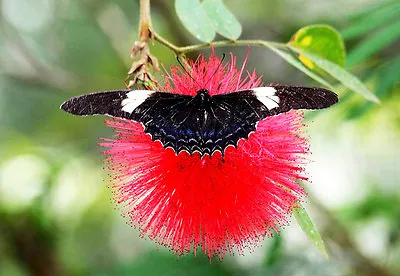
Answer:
[{"left": 0, "top": 0, "right": 399, "bottom": 275}]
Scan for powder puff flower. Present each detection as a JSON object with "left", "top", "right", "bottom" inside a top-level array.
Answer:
[{"left": 100, "top": 52, "right": 308, "bottom": 259}]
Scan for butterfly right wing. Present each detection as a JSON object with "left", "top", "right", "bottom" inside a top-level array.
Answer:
[
  {"left": 61, "top": 89, "right": 204, "bottom": 153},
  {"left": 60, "top": 89, "right": 129, "bottom": 118},
  {"left": 60, "top": 89, "right": 192, "bottom": 120}
]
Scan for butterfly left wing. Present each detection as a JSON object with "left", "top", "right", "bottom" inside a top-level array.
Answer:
[
  {"left": 212, "top": 85, "right": 338, "bottom": 119},
  {"left": 204, "top": 86, "right": 338, "bottom": 154},
  {"left": 261, "top": 85, "right": 338, "bottom": 115}
]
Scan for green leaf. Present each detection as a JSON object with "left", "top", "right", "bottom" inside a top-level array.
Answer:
[
  {"left": 346, "top": 0, "right": 399, "bottom": 21},
  {"left": 105, "top": 252, "right": 233, "bottom": 276},
  {"left": 293, "top": 202, "right": 329, "bottom": 259},
  {"left": 341, "top": 2, "right": 400, "bottom": 40},
  {"left": 267, "top": 45, "right": 335, "bottom": 90},
  {"left": 289, "top": 46, "right": 380, "bottom": 103},
  {"left": 346, "top": 55, "right": 400, "bottom": 119},
  {"left": 289, "top": 24, "right": 346, "bottom": 69},
  {"left": 202, "top": 0, "right": 242, "bottom": 40},
  {"left": 175, "top": 0, "right": 215, "bottom": 42},
  {"left": 347, "top": 20, "right": 400, "bottom": 66},
  {"left": 264, "top": 233, "right": 283, "bottom": 267}
]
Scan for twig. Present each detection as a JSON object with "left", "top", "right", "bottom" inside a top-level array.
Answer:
[
  {"left": 152, "top": 31, "right": 288, "bottom": 55},
  {"left": 130, "top": 0, "right": 288, "bottom": 88}
]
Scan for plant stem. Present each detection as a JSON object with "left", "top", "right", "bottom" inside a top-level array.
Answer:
[
  {"left": 152, "top": 31, "right": 288, "bottom": 55},
  {"left": 139, "top": 0, "right": 152, "bottom": 42},
  {"left": 126, "top": 0, "right": 159, "bottom": 88}
]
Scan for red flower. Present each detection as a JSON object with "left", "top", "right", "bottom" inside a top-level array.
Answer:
[{"left": 101, "top": 52, "right": 308, "bottom": 259}]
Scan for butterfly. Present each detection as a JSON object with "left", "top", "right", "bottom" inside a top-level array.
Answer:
[{"left": 61, "top": 86, "right": 338, "bottom": 156}]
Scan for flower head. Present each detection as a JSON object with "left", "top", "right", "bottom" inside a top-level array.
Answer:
[{"left": 101, "top": 52, "right": 308, "bottom": 259}]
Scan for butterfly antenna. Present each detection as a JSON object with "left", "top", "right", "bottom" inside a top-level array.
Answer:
[
  {"left": 176, "top": 56, "right": 200, "bottom": 87},
  {"left": 204, "top": 53, "right": 226, "bottom": 88}
]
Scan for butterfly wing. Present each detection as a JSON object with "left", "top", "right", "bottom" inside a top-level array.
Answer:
[
  {"left": 61, "top": 89, "right": 204, "bottom": 153},
  {"left": 204, "top": 86, "right": 338, "bottom": 153},
  {"left": 263, "top": 85, "right": 338, "bottom": 115},
  {"left": 60, "top": 89, "right": 192, "bottom": 119},
  {"left": 60, "top": 89, "right": 131, "bottom": 118},
  {"left": 213, "top": 86, "right": 338, "bottom": 118}
]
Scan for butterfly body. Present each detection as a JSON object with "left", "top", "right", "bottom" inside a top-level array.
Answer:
[{"left": 61, "top": 86, "right": 338, "bottom": 156}]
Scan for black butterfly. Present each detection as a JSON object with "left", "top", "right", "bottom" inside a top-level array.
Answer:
[{"left": 61, "top": 86, "right": 338, "bottom": 156}]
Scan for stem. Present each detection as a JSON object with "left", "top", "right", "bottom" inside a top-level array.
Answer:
[
  {"left": 126, "top": 0, "right": 159, "bottom": 88},
  {"left": 139, "top": 0, "right": 152, "bottom": 42},
  {"left": 152, "top": 31, "right": 288, "bottom": 55}
]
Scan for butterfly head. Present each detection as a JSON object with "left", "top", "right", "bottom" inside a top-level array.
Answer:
[{"left": 195, "top": 89, "right": 211, "bottom": 106}]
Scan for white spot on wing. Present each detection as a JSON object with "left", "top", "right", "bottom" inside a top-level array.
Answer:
[
  {"left": 121, "top": 90, "right": 154, "bottom": 113},
  {"left": 252, "top": 87, "right": 280, "bottom": 110}
]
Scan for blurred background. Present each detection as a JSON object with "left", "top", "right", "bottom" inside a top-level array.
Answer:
[{"left": 0, "top": 0, "right": 399, "bottom": 275}]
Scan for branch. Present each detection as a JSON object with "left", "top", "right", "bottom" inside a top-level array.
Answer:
[
  {"left": 152, "top": 31, "right": 287, "bottom": 55},
  {"left": 131, "top": 2, "right": 287, "bottom": 87},
  {"left": 138, "top": 0, "right": 152, "bottom": 42}
]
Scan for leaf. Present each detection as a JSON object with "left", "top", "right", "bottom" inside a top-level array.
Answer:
[
  {"left": 293, "top": 202, "right": 329, "bottom": 259},
  {"left": 289, "top": 46, "right": 380, "bottom": 103},
  {"left": 341, "top": 2, "right": 400, "bottom": 40},
  {"left": 346, "top": 55, "right": 400, "bottom": 119},
  {"left": 289, "top": 24, "right": 346, "bottom": 69},
  {"left": 346, "top": 0, "right": 399, "bottom": 21},
  {"left": 175, "top": 0, "right": 215, "bottom": 42},
  {"left": 264, "top": 233, "right": 283, "bottom": 267},
  {"left": 105, "top": 252, "right": 233, "bottom": 276},
  {"left": 267, "top": 45, "right": 335, "bottom": 90},
  {"left": 202, "top": 0, "right": 242, "bottom": 40},
  {"left": 347, "top": 20, "right": 400, "bottom": 66}
]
